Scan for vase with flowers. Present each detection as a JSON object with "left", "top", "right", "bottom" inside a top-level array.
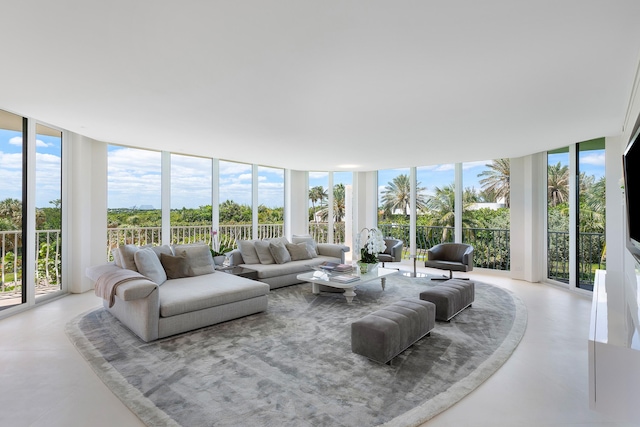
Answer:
[{"left": 355, "top": 227, "right": 386, "bottom": 273}]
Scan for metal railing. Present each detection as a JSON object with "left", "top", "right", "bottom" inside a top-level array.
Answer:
[
  {"left": 0, "top": 224, "right": 606, "bottom": 295},
  {"left": 1, "top": 229, "right": 62, "bottom": 294},
  {"left": 547, "top": 230, "right": 606, "bottom": 287},
  {"left": 378, "top": 224, "right": 510, "bottom": 270}
]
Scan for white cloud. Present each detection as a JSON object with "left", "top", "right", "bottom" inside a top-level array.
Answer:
[
  {"left": 581, "top": 152, "right": 605, "bottom": 166},
  {"left": 309, "top": 171, "right": 328, "bottom": 179},
  {"left": 238, "top": 173, "right": 253, "bottom": 181},
  {"left": 7, "top": 136, "right": 49, "bottom": 147}
]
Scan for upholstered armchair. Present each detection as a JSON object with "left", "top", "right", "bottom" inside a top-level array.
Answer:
[
  {"left": 424, "top": 243, "right": 473, "bottom": 280},
  {"left": 377, "top": 238, "right": 403, "bottom": 268}
]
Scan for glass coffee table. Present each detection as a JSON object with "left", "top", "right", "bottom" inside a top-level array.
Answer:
[{"left": 296, "top": 266, "right": 398, "bottom": 304}]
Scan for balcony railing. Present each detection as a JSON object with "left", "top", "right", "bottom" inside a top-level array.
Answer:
[{"left": 0, "top": 224, "right": 606, "bottom": 298}]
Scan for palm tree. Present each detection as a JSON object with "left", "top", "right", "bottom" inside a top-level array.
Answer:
[
  {"left": 380, "top": 174, "right": 428, "bottom": 218},
  {"left": 547, "top": 162, "right": 570, "bottom": 207},
  {"left": 425, "top": 184, "right": 477, "bottom": 241},
  {"left": 478, "top": 158, "right": 510, "bottom": 207},
  {"left": 308, "top": 186, "right": 327, "bottom": 223},
  {"left": 318, "top": 183, "right": 346, "bottom": 223}
]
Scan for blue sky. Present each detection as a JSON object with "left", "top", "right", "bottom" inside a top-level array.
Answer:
[
  {"left": 0, "top": 137, "right": 604, "bottom": 210},
  {"left": 0, "top": 128, "right": 61, "bottom": 208}
]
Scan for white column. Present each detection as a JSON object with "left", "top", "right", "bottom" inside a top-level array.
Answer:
[
  {"left": 455, "top": 163, "right": 463, "bottom": 243},
  {"left": 25, "top": 118, "right": 36, "bottom": 303},
  {"left": 345, "top": 184, "right": 353, "bottom": 261},
  {"left": 212, "top": 159, "right": 219, "bottom": 233},
  {"left": 568, "top": 144, "right": 577, "bottom": 288},
  {"left": 410, "top": 167, "right": 417, "bottom": 258},
  {"left": 328, "top": 172, "right": 334, "bottom": 243},
  {"left": 252, "top": 164, "right": 259, "bottom": 238},
  {"left": 161, "top": 152, "right": 171, "bottom": 246}
]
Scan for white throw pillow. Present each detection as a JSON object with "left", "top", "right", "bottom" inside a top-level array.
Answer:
[{"left": 134, "top": 247, "right": 167, "bottom": 284}]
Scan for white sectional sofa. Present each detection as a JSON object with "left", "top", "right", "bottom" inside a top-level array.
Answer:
[
  {"left": 86, "top": 243, "right": 269, "bottom": 342},
  {"left": 227, "top": 235, "right": 350, "bottom": 289}
]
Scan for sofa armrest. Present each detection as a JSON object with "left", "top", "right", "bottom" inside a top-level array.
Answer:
[
  {"left": 115, "top": 279, "right": 158, "bottom": 301},
  {"left": 317, "top": 244, "right": 350, "bottom": 263}
]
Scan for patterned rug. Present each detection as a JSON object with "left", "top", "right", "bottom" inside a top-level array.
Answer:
[{"left": 66, "top": 274, "right": 527, "bottom": 427}]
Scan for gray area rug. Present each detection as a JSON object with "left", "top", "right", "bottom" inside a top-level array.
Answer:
[{"left": 66, "top": 274, "right": 527, "bottom": 427}]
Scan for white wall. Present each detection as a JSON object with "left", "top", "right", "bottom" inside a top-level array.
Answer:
[
  {"left": 509, "top": 153, "right": 545, "bottom": 282},
  {"left": 285, "top": 170, "right": 309, "bottom": 238},
  {"left": 67, "top": 133, "right": 107, "bottom": 293}
]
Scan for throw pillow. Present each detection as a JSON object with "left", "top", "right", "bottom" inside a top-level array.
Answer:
[
  {"left": 134, "top": 248, "right": 167, "bottom": 285},
  {"left": 269, "top": 240, "right": 291, "bottom": 264},
  {"left": 173, "top": 244, "right": 215, "bottom": 276},
  {"left": 292, "top": 234, "right": 318, "bottom": 258},
  {"left": 112, "top": 247, "right": 123, "bottom": 267},
  {"left": 286, "top": 242, "right": 312, "bottom": 261},
  {"left": 118, "top": 244, "right": 139, "bottom": 271},
  {"left": 254, "top": 240, "right": 275, "bottom": 264},
  {"left": 161, "top": 252, "right": 189, "bottom": 279},
  {"left": 238, "top": 240, "right": 261, "bottom": 264}
]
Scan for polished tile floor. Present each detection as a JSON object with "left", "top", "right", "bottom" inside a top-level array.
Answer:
[{"left": 1, "top": 265, "right": 638, "bottom": 427}]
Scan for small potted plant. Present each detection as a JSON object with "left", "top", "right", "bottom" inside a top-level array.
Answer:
[
  {"left": 211, "top": 230, "right": 234, "bottom": 266},
  {"left": 356, "top": 227, "right": 386, "bottom": 273}
]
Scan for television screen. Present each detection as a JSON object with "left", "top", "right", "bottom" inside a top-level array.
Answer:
[{"left": 624, "top": 127, "right": 640, "bottom": 263}]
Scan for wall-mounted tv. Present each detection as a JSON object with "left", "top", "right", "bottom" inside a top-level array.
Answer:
[{"left": 624, "top": 125, "right": 640, "bottom": 263}]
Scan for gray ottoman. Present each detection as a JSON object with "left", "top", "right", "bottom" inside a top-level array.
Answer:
[
  {"left": 419, "top": 279, "right": 474, "bottom": 321},
  {"left": 351, "top": 298, "right": 436, "bottom": 364}
]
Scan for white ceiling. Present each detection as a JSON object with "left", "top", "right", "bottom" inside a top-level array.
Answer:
[{"left": 2, "top": 1, "right": 640, "bottom": 171}]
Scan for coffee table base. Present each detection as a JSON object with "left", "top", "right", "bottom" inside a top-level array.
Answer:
[{"left": 311, "top": 278, "right": 386, "bottom": 304}]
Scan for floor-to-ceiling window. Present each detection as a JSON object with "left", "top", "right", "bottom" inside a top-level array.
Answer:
[
  {"left": 257, "top": 166, "right": 284, "bottom": 239},
  {"left": 546, "top": 140, "right": 605, "bottom": 290},
  {"left": 332, "top": 172, "right": 352, "bottom": 244},
  {"left": 170, "top": 154, "right": 212, "bottom": 246},
  {"left": 462, "top": 159, "right": 510, "bottom": 270},
  {"left": 107, "top": 146, "right": 162, "bottom": 259},
  {"left": 418, "top": 164, "right": 455, "bottom": 259},
  {"left": 577, "top": 139, "right": 606, "bottom": 290},
  {"left": 218, "top": 160, "right": 252, "bottom": 241},
  {"left": 547, "top": 147, "right": 571, "bottom": 283},
  {"left": 0, "top": 110, "right": 25, "bottom": 309},
  {"left": 35, "top": 123, "right": 63, "bottom": 301},
  {"left": 308, "top": 172, "right": 329, "bottom": 242},
  {"left": 378, "top": 168, "right": 411, "bottom": 247}
]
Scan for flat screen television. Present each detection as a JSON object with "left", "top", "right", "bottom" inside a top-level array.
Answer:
[{"left": 624, "top": 125, "right": 640, "bottom": 263}]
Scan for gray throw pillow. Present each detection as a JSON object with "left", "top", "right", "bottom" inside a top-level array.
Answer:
[
  {"left": 134, "top": 247, "right": 167, "bottom": 285},
  {"left": 254, "top": 240, "right": 275, "bottom": 264},
  {"left": 292, "top": 235, "right": 318, "bottom": 258},
  {"left": 161, "top": 252, "right": 189, "bottom": 279},
  {"left": 238, "top": 240, "right": 261, "bottom": 264},
  {"left": 286, "top": 242, "right": 312, "bottom": 261},
  {"left": 118, "top": 244, "right": 139, "bottom": 271},
  {"left": 151, "top": 245, "right": 173, "bottom": 260},
  {"left": 174, "top": 244, "right": 215, "bottom": 276},
  {"left": 269, "top": 240, "right": 291, "bottom": 264}
]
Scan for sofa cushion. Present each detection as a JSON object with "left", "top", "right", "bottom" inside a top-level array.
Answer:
[
  {"left": 286, "top": 242, "right": 312, "bottom": 261},
  {"left": 242, "top": 256, "right": 336, "bottom": 279},
  {"left": 159, "top": 273, "right": 269, "bottom": 318},
  {"left": 161, "top": 252, "right": 190, "bottom": 279},
  {"left": 134, "top": 247, "right": 167, "bottom": 285},
  {"left": 174, "top": 244, "right": 215, "bottom": 276},
  {"left": 269, "top": 240, "right": 291, "bottom": 264},
  {"left": 238, "top": 240, "right": 260, "bottom": 264},
  {"left": 254, "top": 240, "right": 275, "bottom": 265}
]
